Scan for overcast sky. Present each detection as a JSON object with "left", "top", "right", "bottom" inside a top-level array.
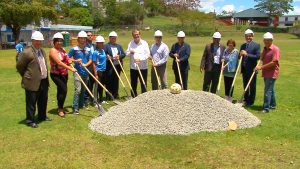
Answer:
[{"left": 199, "top": 0, "right": 300, "bottom": 15}]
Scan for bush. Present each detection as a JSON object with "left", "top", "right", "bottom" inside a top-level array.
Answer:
[{"left": 250, "top": 26, "right": 288, "bottom": 33}]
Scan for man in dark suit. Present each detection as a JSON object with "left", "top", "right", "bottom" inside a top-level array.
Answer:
[
  {"left": 104, "top": 31, "right": 126, "bottom": 99},
  {"left": 169, "top": 31, "right": 191, "bottom": 90},
  {"left": 200, "top": 32, "right": 225, "bottom": 93},
  {"left": 240, "top": 29, "right": 261, "bottom": 106},
  {"left": 16, "top": 31, "right": 50, "bottom": 128}
]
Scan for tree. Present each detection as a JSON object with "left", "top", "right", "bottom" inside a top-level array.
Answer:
[
  {"left": 0, "top": 0, "right": 57, "bottom": 42},
  {"left": 102, "top": 0, "right": 120, "bottom": 25},
  {"left": 119, "top": 0, "right": 144, "bottom": 25},
  {"left": 69, "top": 7, "right": 93, "bottom": 25},
  {"left": 144, "top": 0, "right": 165, "bottom": 17},
  {"left": 166, "top": 0, "right": 201, "bottom": 10},
  {"left": 255, "top": 0, "right": 294, "bottom": 16}
]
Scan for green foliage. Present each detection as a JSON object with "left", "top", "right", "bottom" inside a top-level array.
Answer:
[
  {"left": 144, "top": 0, "right": 165, "bottom": 17},
  {"left": 254, "top": 0, "right": 294, "bottom": 16},
  {"left": 92, "top": 11, "right": 105, "bottom": 28},
  {"left": 101, "top": 0, "right": 144, "bottom": 26},
  {"left": 177, "top": 10, "right": 215, "bottom": 36},
  {"left": 0, "top": 0, "right": 57, "bottom": 41},
  {"left": 250, "top": 26, "right": 289, "bottom": 33},
  {"left": 102, "top": 0, "right": 120, "bottom": 25},
  {"left": 69, "top": 7, "right": 93, "bottom": 26},
  {"left": 118, "top": 0, "right": 144, "bottom": 25},
  {"left": 59, "top": 0, "right": 90, "bottom": 16}
]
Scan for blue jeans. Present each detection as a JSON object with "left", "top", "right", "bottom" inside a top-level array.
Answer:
[
  {"left": 73, "top": 73, "right": 88, "bottom": 111},
  {"left": 263, "top": 78, "right": 276, "bottom": 111}
]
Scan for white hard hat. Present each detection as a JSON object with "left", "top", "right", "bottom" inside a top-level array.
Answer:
[
  {"left": 78, "top": 31, "right": 87, "bottom": 38},
  {"left": 95, "top": 36, "right": 105, "bottom": 43},
  {"left": 31, "top": 31, "right": 44, "bottom": 41},
  {"left": 245, "top": 29, "right": 254, "bottom": 35},
  {"left": 212, "top": 32, "right": 221, "bottom": 39},
  {"left": 109, "top": 31, "right": 118, "bottom": 37},
  {"left": 53, "top": 32, "right": 64, "bottom": 40},
  {"left": 263, "top": 32, "right": 273, "bottom": 39},
  {"left": 177, "top": 31, "right": 185, "bottom": 37},
  {"left": 154, "top": 30, "right": 163, "bottom": 37}
]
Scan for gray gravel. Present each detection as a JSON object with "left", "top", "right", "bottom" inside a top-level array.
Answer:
[{"left": 89, "top": 90, "right": 261, "bottom": 136}]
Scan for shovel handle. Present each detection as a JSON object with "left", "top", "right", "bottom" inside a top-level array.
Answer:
[
  {"left": 135, "top": 63, "right": 146, "bottom": 86},
  {"left": 108, "top": 57, "right": 126, "bottom": 88},
  {"left": 118, "top": 60, "right": 135, "bottom": 97},
  {"left": 217, "top": 60, "right": 225, "bottom": 93},
  {"left": 176, "top": 59, "right": 183, "bottom": 89},
  {"left": 82, "top": 65, "right": 114, "bottom": 100},
  {"left": 151, "top": 58, "right": 162, "bottom": 88},
  {"left": 229, "top": 55, "right": 243, "bottom": 94}
]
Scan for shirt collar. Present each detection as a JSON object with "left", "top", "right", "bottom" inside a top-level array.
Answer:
[
  {"left": 265, "top": 44, "right": 274, "bottom": 50},
  {"left": 32, "top": 45, "right": 41, "bottom": 54}
]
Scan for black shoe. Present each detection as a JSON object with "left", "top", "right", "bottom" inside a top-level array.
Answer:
[{"left": 27, "top": 123, "right": 38, "bottom": 128}]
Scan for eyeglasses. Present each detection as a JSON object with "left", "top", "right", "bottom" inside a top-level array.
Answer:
[{"left": 87, "top": 35, "right": 93, "bottom": 36}]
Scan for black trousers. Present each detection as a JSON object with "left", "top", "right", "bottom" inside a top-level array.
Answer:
[
  {"left": 242, "top": 71, "right": 257, "bottom": 105},
  {"left": 203, "top": 64, "right": 221, "bottom": 94},
  {"left": 96, "top": 71, "right": 106, "bottom": 102},
  {"left": 25, "top": 79, "right": 48, "bottom": 124},
  {"left": 174, "top": 69, "right": 188, "bottom": 90},
  {"left": 130, "top": 69, "right": 147, "bottom": 97},
  {"left": 224, "top": 76, "right": 234, "bottom": 97},
  {"left": 50, "top": 73, "right": 68, "bottom": 109},
  {"left": 106, "top": 65, "right": 122, "bottom": 98}
]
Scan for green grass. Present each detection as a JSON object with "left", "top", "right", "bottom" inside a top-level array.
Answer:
[{"left": 0, "top": 31, "right": 300, "bottom": 169}]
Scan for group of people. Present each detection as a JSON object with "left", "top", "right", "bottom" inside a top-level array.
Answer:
[{"left": 16, "top": 28, "right": 280, "bottom": 128}]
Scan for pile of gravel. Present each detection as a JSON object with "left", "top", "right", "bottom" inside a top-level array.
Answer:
[{"left": 89, "top": 90, "right": 261, "bottom": 136}]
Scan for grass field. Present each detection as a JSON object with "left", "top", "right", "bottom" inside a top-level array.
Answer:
[{"left": 0, "top": 30, "right": 300, "bottom": 169}]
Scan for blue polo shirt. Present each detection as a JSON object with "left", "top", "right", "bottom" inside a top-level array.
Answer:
[
  {"left": 92, "top": 48, "right": 106, "bottom": 72},
  {"left": 16, "top": 43, "right": 24, "bottom": 54},
  {"left": 68, "top": 46, "right": 92, "bottom": 76}
]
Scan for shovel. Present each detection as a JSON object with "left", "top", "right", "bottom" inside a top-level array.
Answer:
[
  {"left": 236, "top": 60, "right": 261, "bottom": 107},
  {"left": 135, "top": 62, "right": 147, "bottom": 92},
  {"left": 108, "top": 57, "right": 131, "bottom": 100},
  {"left": 227, "top": 55, "right": 243, "bottom": 102},
  {"left": 82, "top": 66, "right": 122, "bottom": 105},
  {"left": 216, "top": 59, "right": 225, "bottom": 95},
  {"left": 175, "top": 56, "right": 183, "bottom": 89},
  {"left": 118, "top": 60, "right": 136, "bottom": 98},
  {"left": 71, "top": 65, "right": 106, "bottom": 116},
  {"left": 151, "top": 58, "right": 162, "bottom": 90}
]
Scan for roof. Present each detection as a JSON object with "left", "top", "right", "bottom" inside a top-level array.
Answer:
[
  {"left": 233, "top": 8, "right": 269, "bottom": 18},
  {"left": 50, "top": 24, "right": 94, "bottom": 31}
]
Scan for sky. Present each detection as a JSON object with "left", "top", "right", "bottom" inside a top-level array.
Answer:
[{"left": 199, "top": 0, "right": 300, "bottom": 15}]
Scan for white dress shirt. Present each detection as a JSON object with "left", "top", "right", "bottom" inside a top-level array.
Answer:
[{"left": 126, "top": 39, "right": 150, "bottom": 70}]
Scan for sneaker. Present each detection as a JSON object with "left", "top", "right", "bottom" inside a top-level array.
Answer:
[
  {"left": 262, "top": 109, "right": 269, "bottom": 113},
  {"left": 73, "top": 109, "right": 79, "bottom": 115},
  {"left": 270, "top": 106, "right": 276, "bottom": 110}
]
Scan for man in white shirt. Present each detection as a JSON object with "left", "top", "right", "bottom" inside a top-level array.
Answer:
[
  {"left": 150, "top": 30, "right": 169, "bottom": 90},
  {"left": 126, "top": 29, "right": 150, "bottom": 97}
]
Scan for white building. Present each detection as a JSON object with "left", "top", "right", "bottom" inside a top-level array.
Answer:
[{"left": 278, "top": 15, "right": 300, "bottom": 27}]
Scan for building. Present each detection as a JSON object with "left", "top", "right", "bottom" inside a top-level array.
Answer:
[
  {"left": 1, "top": 20, "right": 94, "bottom": 48},
  {"left": 278, "top": 15, "right": 300, "bottom": 27},
  {"left": 233, "top": 8, "right": 270, "bottom": 26}
]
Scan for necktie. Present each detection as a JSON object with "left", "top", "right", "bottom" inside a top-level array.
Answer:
[{"left": 38, "top": 50, "right": 47, "bottom": 79}]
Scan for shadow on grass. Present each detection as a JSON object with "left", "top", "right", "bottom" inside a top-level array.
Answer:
[{"left": 246, "top": 105, "right": 263, "bottom": 112}]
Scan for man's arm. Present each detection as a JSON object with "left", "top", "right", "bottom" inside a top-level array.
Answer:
[
  {"left": 247, "top": 44, "right": 261, "bottom": 59},
  {"left": 169, "top": 44, "right": 176, "bottom": 58},
  {"left": 200, "top": 45, "right": 208, "bottom": 72},
  {"left": 16, "top": 52, "right": 30, "bottom": 76}
]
